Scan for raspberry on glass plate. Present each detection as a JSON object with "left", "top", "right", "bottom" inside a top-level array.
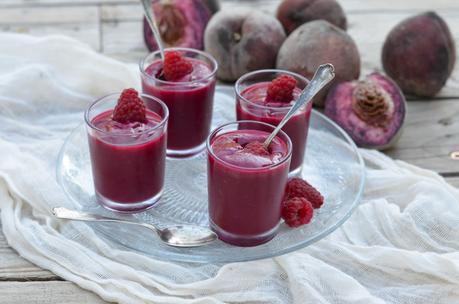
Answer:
[{"left": 58, "top": 87, "right": 365, "bottom": 263}]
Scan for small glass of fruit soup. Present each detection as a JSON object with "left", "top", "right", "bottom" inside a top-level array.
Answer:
[
  {"left": 235, "top": 70, "right": 310, "bottom": 176},
  {"left": 207, "top": 121, "right": 292, "bottom": 246},
  {"left": 85, "top": 89, "right": 169, "bottom": 213},
  {"left": 140, "top": 47, "right": 218, "bottom": 158}
]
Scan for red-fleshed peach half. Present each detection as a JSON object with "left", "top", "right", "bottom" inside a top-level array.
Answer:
[
  {"left": 204, "top": 9, "right": 286, "bottom": 82},
  {"left": 143, "top": 0, "right": 220, "bottom": 51},
  {"left": 324, "top": 73, "right": 406, "bottom": 150}
]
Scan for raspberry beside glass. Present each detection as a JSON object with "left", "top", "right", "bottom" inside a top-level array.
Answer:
[
  {"left": 85, "top": 91, "right": 168, "bottom": 213},
  {"left": 140, "top": 48, "right": 217, "bottom": 157},
  {"left": 207, "top": 121, "right": 292, "bottom": 246},
  {"left": 235, "top": 70, "right": 311, "bottom": 175}
]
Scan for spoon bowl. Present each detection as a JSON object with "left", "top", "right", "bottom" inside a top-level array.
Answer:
[
  {"left": 52, "top": 207, "right": 218, "bottom": 248},
  {"left": 160, "top": 225, "right": 218, "bottom": 247}
]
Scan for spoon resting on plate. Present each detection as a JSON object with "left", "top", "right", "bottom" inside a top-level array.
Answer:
[
  {"left": 52, "top": 207, "right": 217, "bottom": 248},
  {"left": 263, "top": 63, "right": 335, "bottom": 148}
]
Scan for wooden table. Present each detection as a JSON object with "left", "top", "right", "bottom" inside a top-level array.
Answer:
[{"left": 0, "top": 0, "right": 458, "bottom": 302}]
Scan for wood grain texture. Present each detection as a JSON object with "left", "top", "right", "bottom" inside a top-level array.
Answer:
[
  {"left": 0, "top": 220, "right": 58, "bottom": 281},
  {"left": 102, "top": 20, "right": 146, "bottom": 61},
  {"left": 385, "top": 99, "right": 459, "bottom": 173},
  {"left": 0, "top": 6, "right": 100, "bottom": 50},
  {"left": 0, "top": 281, "right": 109, "bottom": 303},
  {"left": 447, "top": 177, "right": 459, "bottom": 188}
]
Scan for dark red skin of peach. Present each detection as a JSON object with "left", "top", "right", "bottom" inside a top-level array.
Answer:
[
  {"left": 204, "top": 9, "right": 286, "bottom": 82},
  {"left": 382, "top": 11, "right": 456, "bottom": 97},
  {"left": 277, "top": 20, "right": 360, "bottom": 106},
  {"left": 324, "top": 73, "right": 406, "bottom": 150},
  {"left": 143, "top": 0, "right": 219, "bottom": 51},
  {"left": 277, "top": 0, "right": 347, "bottom": 34}
]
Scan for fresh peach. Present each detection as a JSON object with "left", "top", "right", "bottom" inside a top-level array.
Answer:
[
  {"left": 277, "top": 20, "right": 360, "bottom": 106},
  {"left": 204, "top": 9, "right": 286, "bottom": 82},
  {"left": 277, "top": 0, "right": 347, "bottom": 34},
  {"left": 382, "top": 12, "right": 456, "bottom": 97},
  {"left": 325, "top": 73, "right": 406, "bottom": 149},
  {"left": 143, "top": 0, "right": 220, "bottom": 51}
]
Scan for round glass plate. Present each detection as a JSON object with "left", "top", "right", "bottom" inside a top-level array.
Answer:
[{"left": 57, "top": 87, "right": 365, "bottom": 263}]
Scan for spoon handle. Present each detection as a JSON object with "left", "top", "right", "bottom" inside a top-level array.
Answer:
[
  {"left": 263, "top": 64, "right": 335, "bottom": 148},
  {"left": 52, "top": 207, "right": 159, "bottom": 233},
  {"left": 140, "top": 0, "right": 165, "bottom": 60}
]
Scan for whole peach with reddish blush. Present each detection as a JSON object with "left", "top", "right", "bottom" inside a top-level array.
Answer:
[
  {"left": 382, "top": 11, "right": 456, "bottom": 97},
  {"left": 277, "top": 0, "right": 347, "bottom": 34},
  {"left": 277, "top": 20, "right": 360, "bottom": 106},
  {"left": 204, "top": 9, "right": 286, "bottom": 82}
]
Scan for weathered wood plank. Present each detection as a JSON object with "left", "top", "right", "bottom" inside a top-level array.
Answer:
[
  {"left": 393, "top": 99, "right": 459, "bottom": 149},
  {"left": 446, "top": 177, "right": 459, "bottom": 188},
  {"left": 0, "top": 0, "right": 137, "bottom": 8},
  {"left": 0, "top": 219, "right": 58, "bottom": 281},
  {"left": 0, "top": 6, "right": 100, "bottom": 50},
  {"left": 0, "top": 24, "right": 100, "bottom": 50},
  {"left": 388, "top": 146, "right": 459, "bottom": 174},
  {"left": 0, "top": 249, "right": 58, "bottom": 280},
  {"left": 0, "top": 6, "right": 97, "bottom": 24},
  {"left": 383, "top": 98, "right": 459, "bottom": 173},
  {"left": 100, "top": 2, "right": 141, "bottom": 21},
  {"left": 3, "top": 0, "right": 459, "bottom": 14},
  {"left": 101, "top": 20, "right": 147, "bottom": 61},
  {"left": 0, "top": 281, "right": 109, "bottom": 303}
]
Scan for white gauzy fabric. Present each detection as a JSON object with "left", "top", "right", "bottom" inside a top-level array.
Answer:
[{"left": 1, "top": 33, "right": 459, "bottom": 304}]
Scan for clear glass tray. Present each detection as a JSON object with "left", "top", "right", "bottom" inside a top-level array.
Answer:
[{"left": 56, "top": 87, "right": 365, "bottom": 263}]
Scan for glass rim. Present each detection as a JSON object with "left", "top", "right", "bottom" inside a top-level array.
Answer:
[
  {"left": 235, "top": 69, "right": 310, "bottom": 111},
  {"left": 139, "top": 47, "right": 218, "bottom": 86},
  {"left": 206, "top": 120, "right": 293, "bottom": 172},
  {"left": 84, "top": 92, "right": 169, "bottom": 136}
]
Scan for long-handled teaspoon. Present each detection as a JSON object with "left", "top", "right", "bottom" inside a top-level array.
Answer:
[
  {"left": 52, "top": 207, "right": 218, "bottom": 248},
  {"left": 263, "top": 64, "right": 336, "bottom": 148}
]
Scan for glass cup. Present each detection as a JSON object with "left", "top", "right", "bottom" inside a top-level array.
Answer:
[
  {"left": 140, "top": 47, "right": 218, "bottom": 158},
  {"left": 235, "top": 69, "right": 310, "bottom": 176},
  {"left": 85, "top": 93, "right": 169, "bottom": 213},
  {"left": 207, "top": 121, "right": 292, "bottom": 246}
]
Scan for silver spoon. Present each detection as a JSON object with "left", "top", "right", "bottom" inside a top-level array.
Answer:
[
  {"left": 52, "top": 207, "right": 217, "bottom": 248},
  {"left": 263, "top": 64, "right": 336, "bottom": 148},
  {"left": 141, "top": 0, "right": 165, "bottom": 61}
]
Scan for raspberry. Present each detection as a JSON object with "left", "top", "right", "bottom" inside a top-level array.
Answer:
[
  {"left": 266, "top": 74, "right": 297, "bottom": 103},
  {"left": 284, "top": 178, "right": 324, "bottom": 209},
  {"left": 163, "top": 51, "right": 193, "bottom": 81},
  {"left": 243, "top": 141, "right": 270, "bottom": 156},
  {"left": 112, "top": 88, "right": 147, "bottom": 124},
  {"left": 281, "top": 197, "right": 314, "bottom": 227}
]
